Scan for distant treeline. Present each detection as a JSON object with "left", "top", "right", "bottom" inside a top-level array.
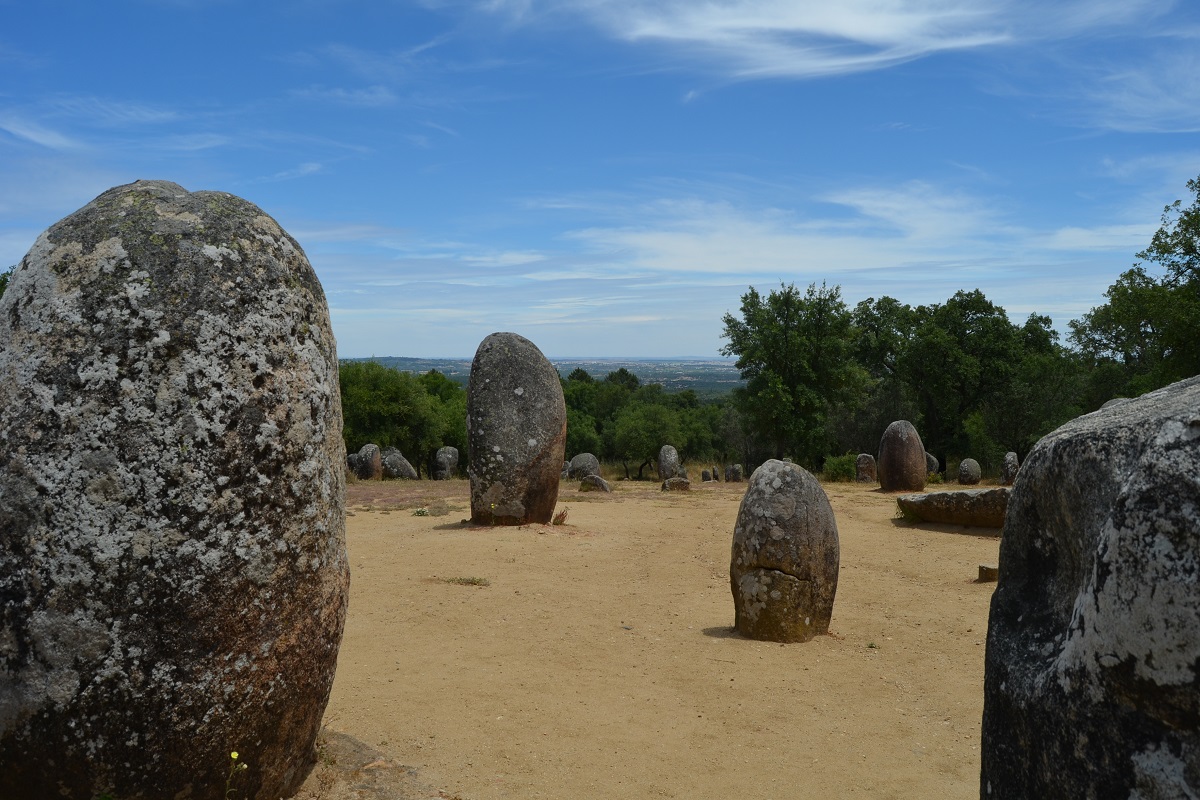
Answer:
[{"left": 337, "top": 174, "right": 1200, "bottom": 478}]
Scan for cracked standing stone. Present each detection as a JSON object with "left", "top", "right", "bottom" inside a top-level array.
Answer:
[
  {"left": 0, "top": 180, "right": 348, "bottom": 800},
  {"left": 730, "top": 460, "right": 840, "bottom": 643}
]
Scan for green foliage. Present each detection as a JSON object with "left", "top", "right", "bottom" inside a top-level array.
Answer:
[
  {"left": 566, "top": 408, "right": 603, "bottom": 457},
  {"left": 0, "top": 265, "right": 12, "bottom": 299},
  {"left": 1068, "top": 174, "right": 1200, "bottom": 395},
  {"left": 820, "top": 452, "right": 857, "bottom": 482},
  {"left": 614, "top": 402, "right": 681, "bottom": 476},
  {"left": 339, "top": 361, "right": 463, "bottom": 474},
  {"left": 721, "top": 282, "right": 865, "bottom": 468}
]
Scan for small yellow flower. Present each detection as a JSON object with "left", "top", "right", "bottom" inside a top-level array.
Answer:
[{"left": 231, "top": 751, "right": 239, "bottom": 760}]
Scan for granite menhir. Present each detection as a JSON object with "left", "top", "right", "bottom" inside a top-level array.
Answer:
[
  {"left": 467, "top": 332, "right": 566, "bottom": 525},
  {"left": 877, "top": 420, "right": 927, "bottom": 491},
  {"left": 730, "top": 460, "right": 840, "bottom": 643},
  {"left": 981, "top": 375, "right": 1200, "bottom": 799},
  {"left": 0, "top": 180, "right": 349, "bottom": 800}
]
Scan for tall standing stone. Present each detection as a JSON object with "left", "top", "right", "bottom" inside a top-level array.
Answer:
[
  {"left": 467, "top": 333, "right": 566, "bottom": 525},
  {"left": 877, "top": 420, "right": 926, "bottom": 491},
  {"left": 730, "top": 460, "right": 840, "bottom": 643},
  {"left": 657, "top": 444, "right": 683, "bottom": 480},
  {"left": 0, "top": 181, "right": 348, "bottom": 800},
  {"left": 981, "top": 375, "right": 1200, "bottom": 799}
]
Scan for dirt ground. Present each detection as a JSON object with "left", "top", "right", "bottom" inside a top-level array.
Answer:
[{"left": 295, "top": 474, "right": 1001, "bottom": 800}]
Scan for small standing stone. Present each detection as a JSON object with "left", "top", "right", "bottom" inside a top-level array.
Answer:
[
  {"left": 957, "top": 457, "right": 982, "bottom": 485},
  {"left": 434, "top": 446, "right": 459, "bottom": 480},
  {"left": 467, "top": 332, "right": 566, "bottom": 525},
  {"left": 354, "top": 443, "right": 383, "bottom": 480},
  {"left": 568, "top": 452, "right": 601, "bottom": 479},
  {"left": 701, "top": 469, "right": 712, "bottom": 482},
  {"left": 730, "top": 460, "right": 839, "bottom": 643},
  {"left": 925, "top": 451, "right": 940, "bottom": 476},
  {"left": 381, "top": 447, "right": 418, "bottom": 479},
  {"left": 1001, "top": 451, "right": 1019, "bottom": 485},
  {"left": 855, "top": 453, "right": 877, "bottom": 483},
  {"left": 662, "top": 476, "right": 691, "bottom": 491}
]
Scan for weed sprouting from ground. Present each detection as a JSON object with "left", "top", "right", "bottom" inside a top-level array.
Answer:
[
  {"left": 226, "top": 751, "right": 248, "bottom": 798},
  {"left": 441, "top": 576, "right": 490, "bottom": 587},
  {"left": 552, "top": 507, "right": 569, "bottom": 525}
]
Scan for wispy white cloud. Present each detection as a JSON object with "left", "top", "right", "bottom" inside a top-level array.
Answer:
[
  {"left": 0, "top": 115, "right": 82, "bottom": 150},
  {"left": 1084, "top": 48, "right": 1200, "bottom": 133},
  {"left": 467, "top": 0, "right": 1168, "bottom": 79},
  {"left": 263, "top": 162, "right": 323, "bottom": 182},
  {"left": 292, "top": 85, "right": 398, "bottom": 107},
  {"left": 1039, "top": 223, "right": 1154, "bottom": 252},
  {"left": 42, "top": 96, "right": 181, "bottom": 127}
]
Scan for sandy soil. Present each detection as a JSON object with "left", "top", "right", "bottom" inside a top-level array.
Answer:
[{"left": 295, "top": 475, "right": 1001, "bottom": 800}]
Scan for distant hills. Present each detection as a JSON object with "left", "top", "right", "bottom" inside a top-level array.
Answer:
[{"left": 347, "top": 356, "right": 744, "bottom": 399}]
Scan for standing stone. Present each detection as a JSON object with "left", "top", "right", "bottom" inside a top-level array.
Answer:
[
  {"left": 878, "top": 420, "right": 926, "bottom": 491},
  {"left": 701, "top": 469, "right": 712, "bottom": 482},
  {"left": 434, "top": 446, "right": 459, "bottom": 480},
  {"left": 381, "top": 447, "right": 418, "bottom": 480},
  {"left": 567, "top": 452, "right": 601, "bottom": 479},
  {"left": 855, "top": 453, "right": 877, "bottom": 483},
  {"left": 730, "top": 460, "right": 840, "bottom": 643},
  {"left": 0, "top": 181, "right": 348, "bottom": 800},
  {"left": 957, "top": 457, "right": 982, "bottom": 485},
  {"left": 981, "top": 375, "right": 1200, "bottom": 799},
  {"left": 731, "top": 464, "right": 744, "bottom": 482},
  {"left": 1001, "top": 451, "right": 1019, "bottom": 485},
  {"left": 661, "top": 476, "right": 691, "bottom": 491},
  {"left": 467, "top": 333, "right": 566, "bottom": 525},
  {"left": 712, "top": 464, "right": 720, "bottom": 482},
  {"left": 925, "top": 451, "right": 939, "bottom": 476},
  {"left": 354, "top": 443, "right": 382, "bottom": 480},
  {"left": 657, "top": 444, "right": 683, "bottom": 481}
]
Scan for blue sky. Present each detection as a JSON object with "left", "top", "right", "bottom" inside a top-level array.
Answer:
[{"left": 2, "top": 1, "right": 1198, "bottom": 358}]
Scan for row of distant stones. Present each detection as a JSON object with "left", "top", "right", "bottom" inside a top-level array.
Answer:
[
  {"left": 862, "top": 419, "right": 1021, "bottom": 490},
  {"left": 2, "top": 181, "right": 1197, "bottom": 799},
  {"left": 346, "top": 443, "right": 459, "bottom": 481},
  {"left": 561, "top": 447, "right": 745, "bottom": 495}
]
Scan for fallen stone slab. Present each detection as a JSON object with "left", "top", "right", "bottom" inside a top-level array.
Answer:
[{"left": 896, "top": 487, "right": 1010, "bottom": 528}]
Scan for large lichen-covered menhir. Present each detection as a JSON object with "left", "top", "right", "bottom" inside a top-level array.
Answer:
[
  {"left": 0, "top": 180, "right": 348, "bottom": 800},
  {"left": 981, "top": 375, "right": 1200, "bottom": 799},
  {"left": 467, "top": 332, "right": 566, "bottom": 525}
]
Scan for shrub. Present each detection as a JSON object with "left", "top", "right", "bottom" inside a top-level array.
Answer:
[{"left": 821, "top": 452, "right": 857, "bottom": 482}]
